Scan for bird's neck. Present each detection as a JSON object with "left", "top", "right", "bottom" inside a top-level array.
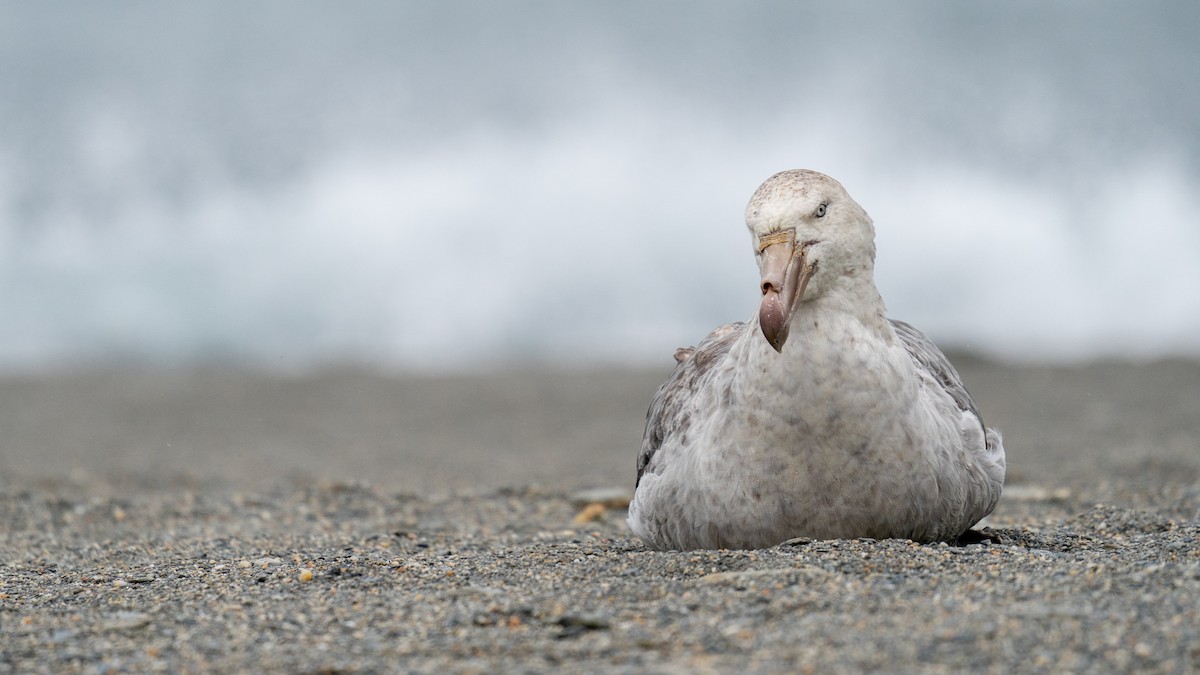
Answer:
[
  {"left": 794, "top": 272, "right": 891, "bottom": 337},
  {"left": 732, "top": 274, "right": 907, "bottom": 422}
]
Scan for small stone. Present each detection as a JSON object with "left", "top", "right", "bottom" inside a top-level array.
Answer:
[
  {"left": 779, "top": 537, "right": 813, "bottom": 547},
  {"left": 298, "top": 569, "right": 314, "bottom": 583},
  {"left": 570, "top": 488, "right": 632, "bottom": 509},
  {"left": 573, "top": 503, "right": 607, "bottom": 524},
  {"left": 556, "top": 613, "right": 611, "bottom": 638},
  {"left": 103, "top": 611, "right": 150, "bottom": 631}
]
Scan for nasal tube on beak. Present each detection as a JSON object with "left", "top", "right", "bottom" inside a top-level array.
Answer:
[{"left": 757, "top": 232, "right": 814, "bottom": 352}]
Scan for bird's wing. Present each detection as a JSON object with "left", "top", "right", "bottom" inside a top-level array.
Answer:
[
  {"left": 636, "top": 322, "right": 744, "bottom": 488},
  {"left": 889, "top": 318, "right": 989, "bottom": 440}
]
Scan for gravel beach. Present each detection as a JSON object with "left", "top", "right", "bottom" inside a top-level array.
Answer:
[{"left": 2, "top": 360, "right": 1198, "bottom": 673}]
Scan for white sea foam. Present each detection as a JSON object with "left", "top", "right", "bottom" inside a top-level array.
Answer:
[{"left": 1, "top": 3, "right": 1197, "bottom": 372}]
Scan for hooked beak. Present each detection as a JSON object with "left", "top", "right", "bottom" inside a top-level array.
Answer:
[{"left": 758, "top": 234, "right": 816, "bottom": 352}]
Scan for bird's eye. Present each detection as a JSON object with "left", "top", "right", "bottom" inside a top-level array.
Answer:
[{"left": 815, "top": 203, "right": 828, "bottom": 218}]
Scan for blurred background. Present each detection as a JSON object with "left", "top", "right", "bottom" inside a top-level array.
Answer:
[
  {"left": 2, "top": 2, "right": 1199, "bottom": 494},
  {"left": 2, "top": 1, "right": 1198, "bottom": 375}
]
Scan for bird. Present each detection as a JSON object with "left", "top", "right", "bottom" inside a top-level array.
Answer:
[{"left": 627, "top": 169, "right": 1005, "bottom": 550}]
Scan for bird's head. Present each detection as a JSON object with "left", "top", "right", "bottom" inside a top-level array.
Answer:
[{"left": 745, "top": 169, "right": 876, "bottom": 352}]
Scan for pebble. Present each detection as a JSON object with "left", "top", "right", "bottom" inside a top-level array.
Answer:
[
  {"left": 102, "top": 611, "right": 151, "bottom": 631},
  {"left": 572, "top": 502, "right": 607, "bottom": 524},
  {"left": 570, "top": 487, "right": 632, "bottom": 509}
]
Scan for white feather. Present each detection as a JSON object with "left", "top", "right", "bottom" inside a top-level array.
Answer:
[{"left": 628, "top": 170, "right": 1005, "bottom": 550}]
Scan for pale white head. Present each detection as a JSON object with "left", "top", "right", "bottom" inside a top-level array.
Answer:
[{"left": 745, "top": 169, "right": 877, "bottom": 351}]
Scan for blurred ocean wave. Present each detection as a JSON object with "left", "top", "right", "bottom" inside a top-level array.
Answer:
[{"left": 1, "top": 2, "right": 1197, "bottom": 371}]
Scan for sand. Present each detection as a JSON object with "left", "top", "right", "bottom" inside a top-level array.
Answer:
[{"left": 1, "top": 359, "right": 1198, "bottom": 672}]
